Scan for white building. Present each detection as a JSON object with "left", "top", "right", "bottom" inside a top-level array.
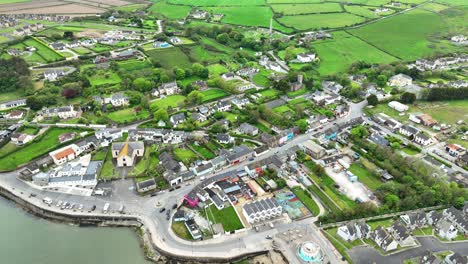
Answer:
[
  {"left": 389, "top": 74, "right": 413, "bottom": 87},
  {"left": 388, "top": 101, "right": 409, "bottom": 112},
  {"left": 49, "top": 144, "right": 82, "bottom": 165},
  {"left": 39, "top": 105, "right": 80, "bottom": 120},
  {"left": 296, "top": 53, "right": 316, "bottom": 63},
  {"left": 112, "top": 141, "right": 144, "bottom": 167},
  {"left": 242, "top": 197, "right": 282, "bottom": 224}
]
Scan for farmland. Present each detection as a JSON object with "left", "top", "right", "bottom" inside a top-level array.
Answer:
[
  {"left": 278, "top": 13, "right": 366, "bottom": 30},
  {"left": 148, "top": 0, "right": 191, "bottom": 19},
  {"left": 168, "top": 0, "right": 265, "bottom": 6},
  {"left": 20, "top": 37, "right": 64, "bottom": 63},
  {"left": 314, "top": 31, "right": 398, "bottom": 74},
  {"left": 145, "top": 47, "right": 192, "bottom": 69},
  {"left": 271, "top": 3, "right": 343, "bottom": 15}
]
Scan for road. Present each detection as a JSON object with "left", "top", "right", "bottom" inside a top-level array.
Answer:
[
  {"left": 267, "top": 50, "right": 289, "bottom": 72},
  {"left": 0, "top": 100, "right": 367, "bottom": 262}
]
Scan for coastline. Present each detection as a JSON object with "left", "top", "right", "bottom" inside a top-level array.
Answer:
[{"left": 0, "top": 185, "right": 268, "bottom": 264}]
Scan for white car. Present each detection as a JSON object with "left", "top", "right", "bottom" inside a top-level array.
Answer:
[{"left": 56, "top": 200, "right": 63, "bottom": 207}]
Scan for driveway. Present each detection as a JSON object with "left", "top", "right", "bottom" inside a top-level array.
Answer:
[{"left": 349, "top": 237, "right": 468, "bottom": 264}]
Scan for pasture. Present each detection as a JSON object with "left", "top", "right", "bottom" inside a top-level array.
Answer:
[
  {"left": 344, "top": 5, "right": 379, "bottom": 18},
  {"left": 145, "top": 47, "right": 192, "bottom": 69},
  {"left": 168, "top": 0, "right": 265, "bottom": 6},
  {"left": 278, "top": 13, "right": 366, "bottom": 30},
  {"left": 271, "top": 3, "right": 343, "bottom": 15},
  {"left": 87, "top": 71, "right": 121, "bottom": 86},
  {"left": 117, "top": 59, "right": 152, "bottom": 71},
  {"left": 314, "top": 31, "right": 397, "bottom": 74},
  {"left": 201, "top": 89, "right": 229, "bottom": 102},
  {"left": 148, "top": 1, "right": 191, "bottom": 19},
  {"left": 150, "top": 95, "right": 186, "bottom": 110}
]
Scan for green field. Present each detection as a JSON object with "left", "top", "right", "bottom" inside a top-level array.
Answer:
[
  {"left": 0, "top": 127, "right": 81, "bottom": 171},
  {"left": 171, "top": 221, "right": 193, "bottom": 240},
  {"left": 87, "top": 71, "right": 121, "bottom": 86},
  {"left": 349, "top": 163, "right": 382, "bottom": 191},
  {"left": 206, "top": 204, "right": 244, "bottom": 232},
  {"left": 291, "top": 187, "right": 320, "bottom": 216},
  {"left": 344, "top": 5, "right": 380, "bottom": 18},
  {"left": 278, "top": 13, "right": 366, "bottom": 30},
  {"left": 201, "top": 89, "right": 229, "bottom": 102},
  {"left": 349, "top": 8, "right": 464, "bottom": 60},
  {"left": 0, "top": 0, "right": 31, "bottom": 4},
  {"left": 190, "top": 143, "right": 215, "bottom": 159},
  {"left": 267, "top": 0, "right": 322, "bottom": 3},
  {"left": 314, "top": 31, "right": 398, "bottom": 74},
  {"left": 174, "top": 148, "right": 198, "bottom": 164},
  {"left": 188, "top": 45, "right": 229, "bottom": 63},
  {"left": 168, "top": 0, "right": 265, "bottom": 5},
  {"left": 71, "top": 46, "right": 93, "bottom": 55},
  {"left": 18, "top": 37, "right": 64, "bottom": 63},
  {"left": 207, "top": 64, "right": 229, "bottom": 76},
  {"left": 145, "top": 47, "right": 192, "bottom": 69},
  {"left": 271, "top": 3, "right": 343, "bottom": 15},
  {"left": 99, "top": 149, "right": 117, "bottom": 179},
  {"left": 0, "top": 143, "right": 18, "bottom": 158},
  {"left": 106, "top": 108, "right": 150, "bottom": 123},
  {"left": 150, "top": 95, "right": 186, "bottom": 110},
  {"left": 420, "top": 2, "right": 450, "bottom": 12},
  {"left": 148, "top": 1, "right": 191, "bottom": 19},
  {"left": 201, "top": 6, "right": 293, "bottom": 33},
  {"left": 114, "top": 3, "right": 147, "bottom": 12},
  {"left": 273, "top": 105, "right": 293, "bottom": 113},
  {"left": 117, "top": 59, "right": 152, "bottom": 71}
]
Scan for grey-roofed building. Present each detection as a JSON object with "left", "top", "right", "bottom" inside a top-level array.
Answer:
[
  {"left": 242, "top": 197, "right": 282, "bottom": 224},
  {"left": 170, "top": 112, "right": 186, "bottom": 126},
  {"left": 237, "top": 123, "right": 258, "bottom": 136},
  {"left": 388, "top": 221, "right": 415, "bottom": 247},
  {"left": 419, "top": 250, "right": 441, "bottom": 264},
  {"left": 221, "top": 145, "right": 254, "bottom": 165},
  {"left": 337, "top": 223, "right": 358, "bottom": 241},
  {"left": 136, "top": 178, "right": 156, "bottom": 193},
  {"left": 215, "top": 133, "right": 232, "bottom": 144},
  {"left": 444, "top": 252, "right": 467, "bottom": 264}
]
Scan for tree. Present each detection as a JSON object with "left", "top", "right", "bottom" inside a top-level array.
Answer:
[
  {"left": 384, "top": 194, "right": 400, "bottom": 209},
  {"left": 366, "top": 94, "right": 378, "bottom": 106},
  {"left": 0, "top": 57, "right": 31, "bottom": 93},
  {"left": 186, "top": 90, "right": 203, "bottom": 105},
  {"left": 400, "top": 92, "right": 416, "bottom": 104},
  {"left": 26, "top": 96, "right": 44, "bottom": 111},
  {"left": 210, "top": 123, "right": 225, "bottom": 134},
  {"left": 273, "top": 79, "right": 290, "bottom": 93},
  {"left": 154, "top": 108, "right": 168, "bottom": 122},
  {"left": 376, "top": 74, "right": 387, "bottom": 87},
  {"left": 216, "top": 33, "right": 229, "bottom": 44},
  {"left": 173, "top": 67, "right": 186, "bottom": 80},
  {"left": 296, "top": 119, "right": 308, "bottom": 133},
  {"left": 350, "top": 125, "right": 369, "bottom": 139},
  {"left": 63, "top": 31, "right": 74, "bottom": 39},
  {"left": 132, "top": 78, "right": 153, "bottom": 92}
]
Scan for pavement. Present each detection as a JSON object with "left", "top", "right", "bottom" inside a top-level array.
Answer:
[{"left": 349, "top": 236, "right": 468, "bottom": 264}]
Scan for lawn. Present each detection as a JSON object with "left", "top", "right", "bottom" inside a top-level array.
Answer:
[
  {"left": 150, "top": 95, "right": 186, "bottom": 111},
  {"left": 106, "top": 108, "right": 149, "bottom": 124},
  {"left": 344, "top": 5, "right": 380, "bottom": 18},
  {"left": 188, "top": 45, "right": 229, "bottom": 63},
  {"left": 148, "top": 0, "right": 191, "bottom": 19},
  {"left": 367, "top": 218, "right": 394, "bottom": 230},
  {"left": 325, "top": 227, "right": 364, "bottom": 249},
  {"left": 287, "top": 88, "right": 307, "bottom": 98},
  {"left": 0, "top": 0, "right": 31, "bottom": 3},
  {"left": 174, "top": 148, "right": 198, "bottom": 165},
  {"left": 257, "top": 88, "right": 281, "bottom": 98},
  {"left": 145, "top": 47, "right": 192, "bottom": 69},
  {"left": 0, "top": 143, "right": 18, "bottom": 158},
  {"left": 273, "top": 105, "right": 293, "bottom": 113},
  {"left": 114, "top": 3, "right": 147, "bottom": 12},
  {"left": 117, "top": 59, "right": 152, "bottom": 71},
  {"left": 87, "top": 71, "right": 121, "bottom": 86},
  {"left": 207, "top": 64, "right": 229, "bottom": 76},
  {"left": 349, "top": 163, "right": 383, "bottom": 191},
  {"left": 278, "top": 13, "right": 366, "bottom": 30},
  {"left": 201, "top": 6, "right": 293, "bottom": 33},
  {"left": 0, "top": 127, "right": 81, "bottom": 171},
  {"left": 206, "top": 204, "right": 244, "bottom": 232},
  {"left": 171, "top": 221, "right": 193, "bottom": 240},
  {"left": 23, "top": 37, "right": 64, "bottom": 63},
  {"left": 349, "top": 8, "right": 465, "bottom": 60},
  {"left": 99, "top": 149, "right": 117, "bottom": 179},
  {"left": 200, "top": 37, "right": 234, "bottom": 54},
  {"left": 190, "top": 143, "right": 215, "bottom": 159},
  {"left": 314, "top": 31, "right": 398, "bottom": 75},
  {"left": 71, "top": 46, "right": 93, "bottom": 55},
  {"left": 402, "top": 147, "right": 420, "bottom": 155},
  {"left": 415, "top": 100, "right": 468, "bottom": 125},
  {"left": 291, "top": 187, "right": 320, "bottom": 216},
  {"left": 271, "top": 3, "right": 343, "bottom": 15},
  {"left": 200, "top": 89, "right": 229, "bottom": 103},
  {"left": 252, "top": 69, "right": 271, "bottom": 87}
]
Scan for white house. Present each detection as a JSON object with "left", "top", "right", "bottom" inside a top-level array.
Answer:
[
  {"left": 40, "top": 105, "right": 80, "bottom": 120},
  {"left": 49, "top": 144, "right": 81, "bottom": 165},
  {"left": 370, "top": 226, "right": 398, "bottom": 252},
  {"left": 237, "top": 123, "right": 258, "bottom": 136},
  {"left": 399, "top": 125, "right": 419, "bottom": 137},
  {"left": 158, "top": 81, "right": 180, "bottom": 96},
  {"left": 337, "top": 223, "right": 358, "bottom": 241},
  {"left": 296, "top": 53, "right": 316, "bottom": 63},
  {"left": 111, "top": 141, "right": 144, "bottom": 167},
  {"left": 44, "top": 69, "right": 65, "bottom": 81},
  {"left": 10, "top": 133, "right": 33, "bottom": 146},
  {"left": 109, "top": 93, "right": 129, "bottom": 107},
  {"left": 389, "top": 74, "right": 413, "bottom": 87},
  {"left": 221, "top": 72, "right": 236, "bottom": 81},
  {"left": 242, "top": 197, "right": 282, "bottom": 224},
  {"left": 436, "top": 219, "right": 458, "bottom": 240},
  {"left": 170, "top": 113, "right": 186, "bottom": 126},
  {"left": 414, "top": 132, "right": 432, "bottom": 146}
]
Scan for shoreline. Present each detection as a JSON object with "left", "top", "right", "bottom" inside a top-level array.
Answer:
[{"left": 0, "top": 185, "right": 268, "bottom": 264}]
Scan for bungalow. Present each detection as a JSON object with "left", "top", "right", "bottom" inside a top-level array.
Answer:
[
  {"left": 414, "top": 132, "right": 432, "bottom": 146},
  {"left": 170, "top": 113, "right": 186, "bottom": 126},
  {"left": 44, "top": 69, "right": 65, "bottom": 81},
  {"left": 5, "top": 110, "right": 24, "bottom": 120},
  {"left": 10, "top": 133, "right": 33, "bottom": 146},
  {"left": 399, "top": 125, "right": 419, "bottom": 138},
  {"left": 296, "top": 53, "right": 316, "bottom": 63},
  {"left": 191, "top": 10, "right": 208, "bottom": 19},
  {"left": 114, "top": 49, "right": 136, "bottom": 60},
  {"left": 191, "top": 112, "right": 207, "bottom": 123},
  {"left": 0, "top": 99, "right": 26, "bottom": 111},
  {"left": 389, "top": 74, "right": 413, "bottom": 87},
  {"left": 153, "top": 41, "right": 170, "bottom": 48},
  {"left": 216, "top": 133, "right": 232, "bottom": 144},
  {"left": 266, "top": 62, "right": 283, "bottom": 72},
  {"left": 237, "top": 123, "right": 259, "bottom": 136},
  {"left": 337, "top": 223, "right": 358, "bottom": 241},
  {"left": 49, "top": 144, "right": 81, "bottom": 165},
  {"left": 388, "top": 101, "right": 409, "bottom": 112},
  {"left": 50, "top": 42, "right": 66, "bottom": 50},
  {"left": 66, "top": 41, "right": 80, "bottom": 48},
  {"left": 173, "top": 210, "right": 187, "bottom": 222},
  {"left": 446, "top": 144, "right": 466, "bottom": 157},
  {"left": 58, "top": 132, "right": 76, "bottom": 143},
  {"left": 111, "top": 141, "right": 145, "bottom": 167}
]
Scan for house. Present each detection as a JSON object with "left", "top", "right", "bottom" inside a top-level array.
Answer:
[
  {"left": 451, "top": 35, "right": 467, "bottom": 43},
  {"left": 40, "top": 105, "right": 80, "bottom": 120},
  {"left": 231, "top": 98, "right": 250, "bottom": 109},
  {"left": 213, "top": 100, "right": 231, "bottom": 112},
  {"left": 419, "top": 251, "right": 441, "bottom": 264},
  {"left": 58, "top": 132, "right": 76, "bottom": 143},
  {"left": 50, "top": 42, "right": 66, "bottom": 50},
  {"left": 5, "top": 110, "right": 24, "bottom": 120},
  {"left": 221, "top": 145, "right": 254, "bottom": 165},
  {"left": 400, "top": 212, "right": 427, "bottom": 230},
  {"left": 414, "top": 132, "right": 432, "bottom": 146},
  {"left": 10, "top": 133, "right": 33, "bottom": 146},
  {"left": 370, "top": 226, "right": 398, "bottom": 252},
  {"left": 221, "top": 72, "right": 236, "bottom": 81},
  {"left": 169, "top": 37, "right": 181, "bottom": 44},
  {"left": 237, "top": 67, "right": 258, "bottom": 77},
  {"left": 136, "top": 178, "right": 156, "bottom": 193},
  {"left": 66, "top": 41, "right": 80, "bottom": 48},
  {"left": 173, "top": 210, "right": 187, "bottom": 222},
  {"left": 192, "top": 162, "right": 213, "bottom": 176},
  {"left": 244, "top": 155, "right": 283, "bottom": 178},
  {"left": 389, "top": 74, "right": 413, "bottom": 87},
  {"left": 109, "top": 93, "right": 129, "bottom": 107},
  {"left": 417, "top": 113, "right": 437, "bottom": 126},
  {"left": 159, "top": 152, "right": 183, "bottom": 186},
  {"left": 443, "top": 207, "right": 468, "bottom": 235},
  {"left": 49, "top": 144, "right": 81, "bottom": 165},
  {"left": 446, "top": 144, "right": 466, "bottom": 157},
  {"left": 93, "top": 55, "right": 109, "bottom": 64},
  {"left": 170, "top": 113, "right": 186, "bottom": 126},
  {"left": 337, "top": 223, "right": 358, "bottom": 241},
  {"left": 114, "top": 49, "right": 136, "bottom": 60},
  {"left": 153, "top": 41, "right": 170, "bottom": 48},
  {"left": 191, "top": 112, "right": 207, "bottom": 123},
  {"left": 388, "top": 101, "right": 409, "bottom": 112},
  {"left": 111, "top": 141, "right": 144, "bottom": 167},
  {"left": 388, "top": 221, "right": 415, "bottom": 247},
  {"left": 237, "top": 123, "right": 258, "bottom": 136},
  {"left": 355, "top": 221, "right": 371, "bottom": 239},
  {"left": 242, "top": 197, "right": 282, "bottom": 224},
  {"left": 444, "top": 253, "right": 467, "bottom": 264},
  {"left": 216, "top": 133, "right": 232, "bottom": 144},
  {"left": 44, "top": 69, "right": 65, "bottom": 81},
  {"left": 322, "top": 81, "right": 343, "bottom": 94},
  {"left": 266, "top": 62, "right": 283, "bottom": 72},
  {"left": 399, "top": 125, "right": 419, "bottom": 138},
  {"left": 296, "top": 53, "right": 316, "bottom": 63},
  {"left": 426, "top": 210, "right": 443, "bottom": 226},
  {"left": 0, "top": 99, "right": 26, "bottom": 111},
  {"left": 300, "top": 140, "right": 326, "bottom": 159},
  {"left": 191, "top": 10, "right": 208, "bottom": 19},
  {"left": 436, "top": 219, "right": 458, "bottom": 240},
  {"left": 369, "top": 134, "right": 389, "bottom": 147},
  {"left": 159, "top": 81, "right": 180, "bottom": 96},
  {"left": 191, "top": 80, "right": 208, "bottom": 90}
]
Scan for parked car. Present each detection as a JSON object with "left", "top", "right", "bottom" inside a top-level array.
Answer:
[
  {"left": 159, "top": 207, "right": 166, "bottom": 213},
  {"left": 172, "top": 204, "right": 177, "bottom": 210}
]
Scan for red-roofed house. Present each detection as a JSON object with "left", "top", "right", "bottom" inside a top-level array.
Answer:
[{"left": 49, "top": 144, "right": 81, "bottom": 165}]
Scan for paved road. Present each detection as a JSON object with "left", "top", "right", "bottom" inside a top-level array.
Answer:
[
  {"left": 349, "top": 236, "right": 468, "bottom": 264},
  {"left": 0, "top": 100, "right": 366, "bottom": 261}
]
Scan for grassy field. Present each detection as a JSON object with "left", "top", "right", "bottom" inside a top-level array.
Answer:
[
  {"left": 117, "top": 59, "right": 152, "bottom": 71},
  {"left": 349, "top": 163, "right": 382, "bottom": 191},
  {"left": 278, "top": 13, "right": 366, "bottom": 30},
  {"left": 349, "top": 8, "right": 464, "bottom": 60},
  {"left": 106, "top": 108, "right": 150, "bottom": 124},
  {"left": 0, "top": 0, "right": 31, "bottom": 4},
  {"left": 0, "top": 143, "right": 18, "bottom": 158},
  {"left": 150, "top": 95, "right": 186, "bottom": 110},
  {"left": 201, "top": 89, "right": 229, "bottom": 102},
  {"left": 207, "top": 64, "right": 229, "bottom": 76},
  {"left": 0, "top": 127, "right": 80, "bottom": 171},
  {"left": 87, "top": 71, "right": 121, "bottom": 86},
  {"left": 420, "top": 2, "right": 450, "bottom": 12},
  {"left": 145, "top": 47, "right": 192, "bottom": 69},
  {"left": 190, "top": 143, "right": 215, "bottom": 159},
  {"left": 174, "top": 148, "right": 198, "bottom": 165},
  {"left": 206, "top": 204, "right": 244, "bottom": 232},
  {"left": 171, "top": 221, "right": 193, "bottom": 240},
  {"left": 148, "top": 0, "right": 191, "bottom": 19},
  {"left": 267, "top": 0, "right": 322, "bottom": 3},
  {"left": 271, "top": 3, "right": 343, "bottom": 15},
  {"left": 168, "top": 0, "right": 265, "bottom": 5},
  {"left": 273, "top": 105, "right": 293, "bottom": 113},
  {"left": 291, "top": 187, "right": 320, "bottom": 216},
  {"left": 71, "top": 46, "right": 93, "bottom": 55},
  {"left": 314, "top": 31, "right": 398, "bottom": 74},
  {"left": 188, "top": 45, "right": 229, "bottom": 63},
  {"left": 202, "top": 6, "right": 293, "bottom": 33},
  {"left": 415, "top": 100, "right": 468, "bottom": 125},
  {"left": 114, "top": 3, "right": 147, "bottom": 12},
  {"left": 99, "top": 149, "right": 117, "bottom": 179},
  {"left": 344, "top": 5, "right": 380, "bottom": 18},
  {"left": 21, "top": 38, "right": 63, "bottom": 63}
]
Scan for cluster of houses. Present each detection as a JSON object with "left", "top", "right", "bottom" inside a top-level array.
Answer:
[
  {"left": 13, "top": 23, "right": 43, "bottom": 36},
  {"left": 221, "top": 71, "right": 257, "bottom": 92},
  {"left": 259, "top": 55, "right": 285, "bottom": 73},
  {"left": 0, "top": 15, "right": 18, "bottom": 28},
  {"left": 299, "top": 31, "right": 332, "bottom": 43},
  {"left": 409, "top": 54, "right": 468, "bottom": 71},
  {"left": 337, "top": 207, "right": 468, "bottom": 252},
  {"left": 93, "top": 93, "right": 129, "bottom": 108},
  {"left": 445, "top": 144, "right": 468, "bottom": 168},
  {"left": 36, "top": 105, "right": 81, "bottom": 121},
  {"left": 450, "top": 35, "right": 467, "bottom": 45}
]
